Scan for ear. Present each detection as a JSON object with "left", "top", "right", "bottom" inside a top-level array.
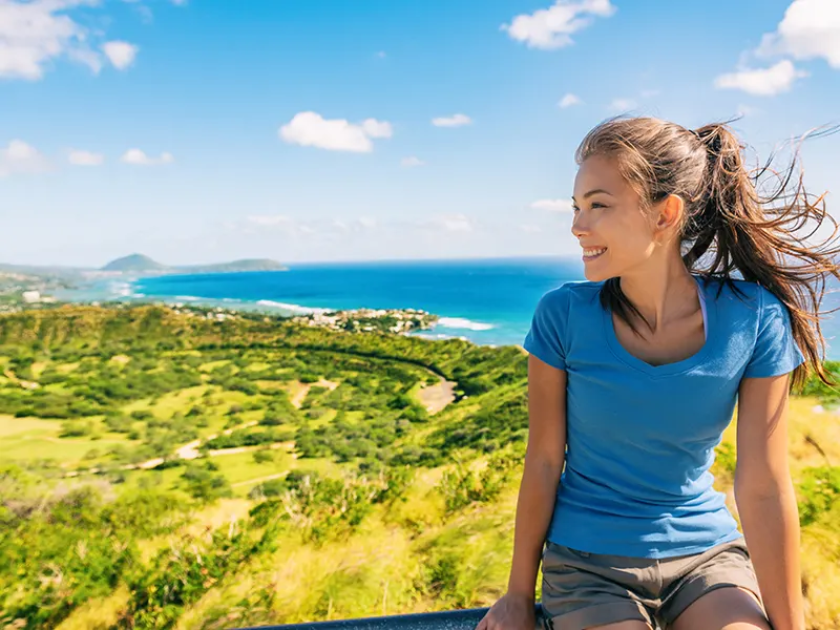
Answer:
[{"left": 653, "top": 194, "right": 684, "bottom": 242}]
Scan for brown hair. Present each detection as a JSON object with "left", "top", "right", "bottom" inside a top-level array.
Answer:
[{"left": 575, "top": 116, "right": 840, "bottom": 391}]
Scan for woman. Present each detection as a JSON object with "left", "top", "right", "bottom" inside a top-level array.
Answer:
[{"left": 477, "top": 117, "right": 840, "bottom": 630}]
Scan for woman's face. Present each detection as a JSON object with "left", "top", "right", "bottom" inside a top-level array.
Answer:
[{"left": 571, "top": 154, "right": 659, "bottom": 282}]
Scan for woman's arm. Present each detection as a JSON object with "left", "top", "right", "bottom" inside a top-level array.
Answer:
[
  {"left": 735, "top": 373, "right": 805, "bottom": 630},
  {"left": 507, "top": 354, "right": 567, "bottom": 600}
]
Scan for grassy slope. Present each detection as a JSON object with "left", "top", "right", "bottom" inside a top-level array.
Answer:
[{"left": 0, "top": 305, "right": 837, "bottom": 629}]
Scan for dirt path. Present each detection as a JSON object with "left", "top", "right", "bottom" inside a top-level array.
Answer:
[
  {"left": 3, "top": 368, "right": 40, "bottom": 390},
  {"left": 417, "top": 375, "right": 457, "bottom": 414},
  {"left": 130, "top": 420, "right": 261, "bottom": 470},
  {"left": 290, "top": 378, "right": 339, "bottom": 408}
]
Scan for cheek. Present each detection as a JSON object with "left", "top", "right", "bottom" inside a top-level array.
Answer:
[{"left": 607, "top": 213, "right": 654, "bottom": 253}]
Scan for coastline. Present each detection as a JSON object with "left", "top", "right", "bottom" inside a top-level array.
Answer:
[
  {"left": 46, "top": 279, "right": 521, "bottom": 349},
  {"left": 39, "top": 265, "right": 840, "bottom": 359}
]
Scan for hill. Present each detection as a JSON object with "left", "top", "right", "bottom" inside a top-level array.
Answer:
[
  {"left": 101, "top": 254, "right": 289, "bottom": 274},
  {"left": 0, "top": 305, "right": 837, "bottom": 629},
  {"left": 101, "top": 254, "right": 167, "bottom": 272},
  {"left": 176, "top": 258, "right": 289, "bottom": 273}
]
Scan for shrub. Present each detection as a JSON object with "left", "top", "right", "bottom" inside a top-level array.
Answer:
[
  {"left": 252, "top": 449, "right": 274, "bottom": 464},
  {"left": 798, "top": 466, "right": 840, "bottom": 527}
]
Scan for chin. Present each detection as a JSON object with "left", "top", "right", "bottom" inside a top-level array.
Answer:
[{"left": 582, "top": 267, "right": 609, "bottom": 282}]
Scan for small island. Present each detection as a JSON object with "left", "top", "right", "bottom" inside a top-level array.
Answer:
[{"left": 100, "top": 253, "right": 289, "bottom": 275}]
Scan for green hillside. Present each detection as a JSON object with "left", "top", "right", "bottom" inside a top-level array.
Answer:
[
  {"left": 178, "top": 259, "right": 288, "bottom": 273},
  {"left": 101, "top": 254, "right": 288, "bottom": 274},
  {"left": 102, "top": 254, "right": 167, "bottom": 273},
  {"left": 0, "top": 305, "right": 838, "bottom": 629}
]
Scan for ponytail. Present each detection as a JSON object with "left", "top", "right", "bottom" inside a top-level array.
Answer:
[{"left": 690, "top": 122, "right": 839, "bottom": 390}]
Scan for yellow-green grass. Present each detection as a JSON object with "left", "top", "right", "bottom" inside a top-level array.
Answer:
[
  {"left": 244, "top": 362, "right": 272, "bottom": 372},
  {"left": 217, "top": 451, "right": 343, "bottom": 497},
  {"left": 0, "top": 413, "right": 60, "bottom": 438},
  {"left": 55, "top": 361, "right": 80, "bottom": 374},
  {"left": 30, "top": 361, "right": 49, "bottom": 378},
  {"left": 0, "top": 414, "right": 132, "bottom": 463},
  {"left": 210, "top": 450, "right": 293, "bottom": 486},
  {"left": 307, "top": 408, "right": 338, "bottom": 428},
  {"left": 198, "top": 360, "right": 234, "bottom": 372},
  {"left": 55, "top": 585, "right": 131, "bottom": 630}
]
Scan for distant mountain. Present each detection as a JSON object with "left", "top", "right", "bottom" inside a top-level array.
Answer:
[
  {"left": 177, "top": 259, "right": 288, "bottom": 273},
  {"left": 102, "top": 254, "right": 166, "bottom": 272},
  {"left": 100, "top": 254, "right": 288, "bottom": 275}
]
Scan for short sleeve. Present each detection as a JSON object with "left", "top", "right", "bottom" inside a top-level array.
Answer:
[
  {"left": 523, "top": 286, "right": 569, "bottom": 370},
  {"left": 743, "top": 287, "right": 806, "bottom": 378}
]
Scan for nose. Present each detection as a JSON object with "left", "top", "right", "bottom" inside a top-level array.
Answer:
[{"left": 571, "top": 215, "right": 588, "bottom": 239}]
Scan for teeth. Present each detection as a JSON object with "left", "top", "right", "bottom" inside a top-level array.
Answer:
[{"left": 584, "top": 247, "right": 607, "bottom": 256}]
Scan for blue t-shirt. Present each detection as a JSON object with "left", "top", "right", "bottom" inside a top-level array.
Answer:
[{"left": 523, "top": 274, "right": 805, "bottom": 559}]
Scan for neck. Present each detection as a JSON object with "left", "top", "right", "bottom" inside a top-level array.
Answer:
[{"left": 617, "top": 257, "right": 699, "bottom": 332}]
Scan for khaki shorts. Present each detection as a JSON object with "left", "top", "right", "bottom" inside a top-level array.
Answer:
[{"left": 540, "top": 537, "right": 767, "bottom": 630}]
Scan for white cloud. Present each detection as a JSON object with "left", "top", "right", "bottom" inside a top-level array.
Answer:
[
  {"left": 502, "top": 0, "right": 616, "bottom": 50},
  {"left": 120, "top": 149, "right": 175, "bottom": 165},
  {"left": 0, "top": 140, "right": 49, "bottom": 177},
  {"left": 558, "top": 93, "right": 582, "bottom": 108},
  {"left": 68, "top": 149, "right": 104, "bottom": 166},
  {"left": 102, "top": 41, "right": 138, "bottom": 70},
  {"left": 279, "top": 111, "right": 393, "bottom": 153},
  {"left": 361, "top": 118, "right": 393, "bottom": 138},
  {"left": 531, "top": 198, "right": 574, "bottom": 213},
  {"left": 240, "top": 215, "right": 378, "bottom": 237},
  {"left": 247, "top": 215, "right": 295, "bottom": 228},
  {"left": 135, "top": 5, "right": 154, "bottom": 24},
  {"left": 425, "top": 214, "right": 474, "bottom": 233},
  {"left": 0, "top": 0, "right": 140, "bottom": 80},
  {"left": 401, "top": 156, "right": 424, "bottom": 167},
  {"left": 608, "top": 97, "right": 638, "bottom": 111},
  {"left": 756, "top": 0, "right": 840, "bottom": 68},
  {"left": 244, "top": 214, "right": 308, "bottom": 236},
  {"left": 415, "top": 214, "right": 475, "bottom": 233},
  {"left": 714, "top": 60, "right": 807, "bottom": 96},
  {"left": 431, "top": 114, "right": 472, "bottom": 127}
]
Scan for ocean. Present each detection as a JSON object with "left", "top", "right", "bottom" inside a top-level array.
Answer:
[{"left": 58, "top": 256, "right": 840, "bottom": 360}]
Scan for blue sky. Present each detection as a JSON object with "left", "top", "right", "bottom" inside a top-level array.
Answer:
[{"left": 1, "top": 0, "right": 839, "bottom": 267}]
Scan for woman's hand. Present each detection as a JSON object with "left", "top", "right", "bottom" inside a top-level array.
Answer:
[{"left": 475, "top": 592, "right": 536, "bottom": 630}]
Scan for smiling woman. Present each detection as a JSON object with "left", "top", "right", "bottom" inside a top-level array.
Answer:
[{"left": 478, "top": 116, "right": 840, "bottom": 630}]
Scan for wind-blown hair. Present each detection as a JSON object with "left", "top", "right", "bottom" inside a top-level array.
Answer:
[{"left": 576, "top": 116, "right": 840, "bottom": 390}]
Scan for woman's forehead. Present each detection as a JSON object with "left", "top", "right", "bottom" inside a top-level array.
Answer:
[{"left": 574, "top": 155, "right": 628, "bottom": 196}]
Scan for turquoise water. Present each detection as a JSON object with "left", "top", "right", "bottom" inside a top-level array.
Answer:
[{"left": 61, "top": 256, "right": 840, "bottom": 359}]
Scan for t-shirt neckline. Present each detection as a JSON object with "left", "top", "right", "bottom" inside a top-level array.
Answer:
[{"left": 602, "top": 274, "right": 716, "bottom": 377}]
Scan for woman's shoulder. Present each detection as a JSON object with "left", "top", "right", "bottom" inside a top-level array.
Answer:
[
  {"left": 535, "top": 280, "right": 602, "bottom": 312},
  {"left": 705, "top": 275, "right": 785, "bottom": 307}
]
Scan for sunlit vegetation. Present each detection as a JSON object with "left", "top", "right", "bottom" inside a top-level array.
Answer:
[{"left": 0, "top": 304, "right": 837, "bottom": 629}]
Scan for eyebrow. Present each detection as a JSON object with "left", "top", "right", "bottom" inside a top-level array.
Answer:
[{"left": 571, "top": 188, "right": 613, "bottom": 201}]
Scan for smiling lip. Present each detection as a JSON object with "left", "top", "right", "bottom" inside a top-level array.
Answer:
[{"left": 582, "top": 247, "right": 607, "bottom": 261}]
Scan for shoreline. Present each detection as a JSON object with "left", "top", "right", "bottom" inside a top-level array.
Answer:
[
  {"left": 44, "top": 274, "right": 517, "bottom": 348},
  {"left": 20, "top": 292, "right": 526, "bottom": 350}
]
